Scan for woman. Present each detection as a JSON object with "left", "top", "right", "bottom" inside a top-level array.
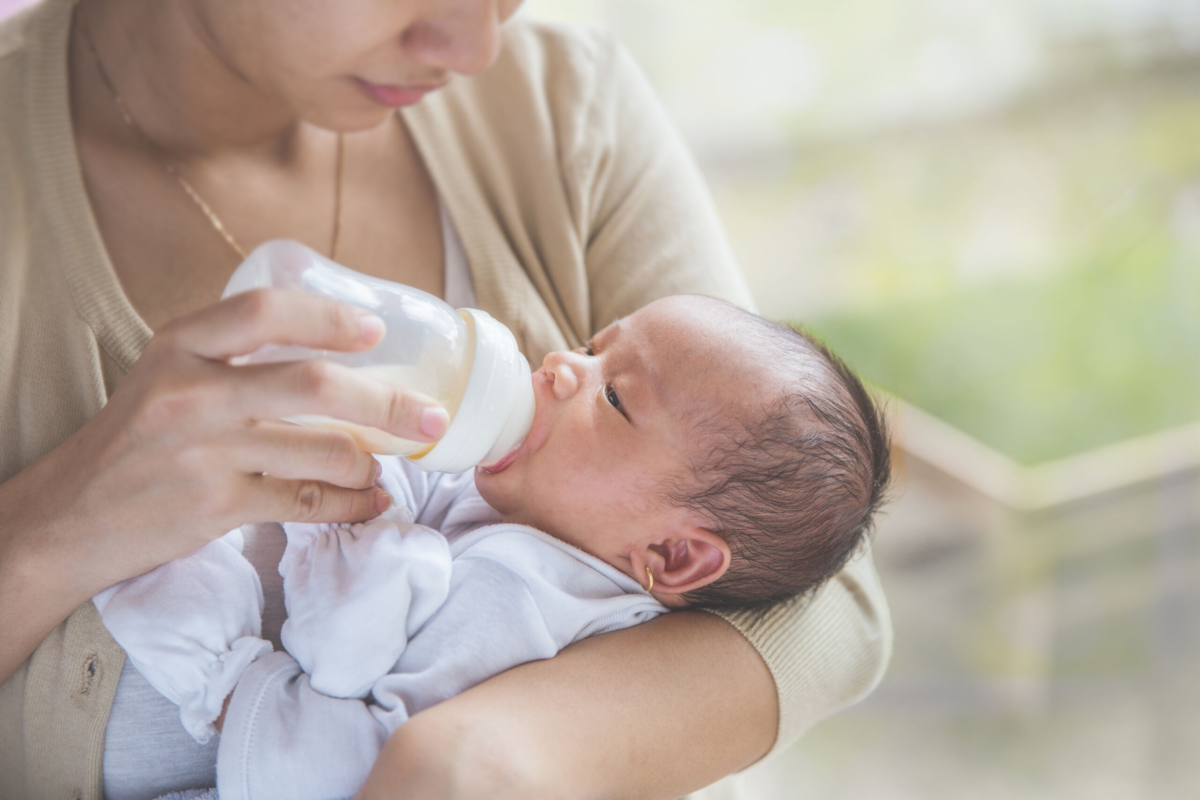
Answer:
[{"left": 0, "top": 0, "right": 892, "bottom": 797}]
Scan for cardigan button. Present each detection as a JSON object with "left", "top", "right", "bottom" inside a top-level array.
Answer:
[{"left": 79, "top": 653, "right": 99, "bottom": 696}]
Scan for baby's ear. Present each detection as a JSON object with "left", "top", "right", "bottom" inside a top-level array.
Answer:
[{"left": 644, "top": 527, "right": 731, "bottom": 596}]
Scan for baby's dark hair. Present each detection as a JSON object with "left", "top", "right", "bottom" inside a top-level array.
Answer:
[{"left": 669, "top": 302, "right": 891, "bottom": 610}]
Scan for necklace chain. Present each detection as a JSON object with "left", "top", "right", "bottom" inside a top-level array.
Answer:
[{"left": 78, "top": 9, "right": 344, "bottom": 262}]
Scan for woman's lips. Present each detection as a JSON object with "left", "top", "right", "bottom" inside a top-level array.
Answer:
[{"left": 355, "top": 78, "right": 440, "bottom": 108}]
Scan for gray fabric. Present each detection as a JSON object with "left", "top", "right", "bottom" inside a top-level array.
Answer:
[
  {"left": 243, "top": 523, "right": 288, "bottom": 654},
  {"left": 102, "top": 658, "right": 219, "bottom": 800}
]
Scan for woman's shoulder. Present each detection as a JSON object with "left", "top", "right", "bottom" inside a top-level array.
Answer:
[
  {"left": 0, "top": 4, "right": 41, "bottom": 286},
  {"left": 0, "top": 3, "right": 38, "bottom": 63},
  {"left": 1, "top": 0, "right": 71, "bottom": 188},
  {"left": 0, "top": 0, "right": 67, "bottom": 70},
  {"left": 429, "top": 16, "right": 641, "bottom": 148},
  {"left": 0, "top": 3, "right": 40, "bottom": 124},
  {"left": 494, "top": 16, "right": 622, "bottom": 85}
]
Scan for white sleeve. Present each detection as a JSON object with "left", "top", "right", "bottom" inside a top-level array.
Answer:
[
  {"left": 279, "top": 518, "right": 451, "bottom": 699},
  {"left": 271, "top": 458, "right": 487, "bottom": 703},
  {"left": 216, "top": 529, "right": 665, "bottom": 800},
  {"left": 376, "top": 456, "right": 494, "bottom": 535},
  {"left": 213, "top": 554, "right": 549, "bottom": 800},
  {"left": 368, "top": 554, "right": 559, "bottom": 733},
  {"left": 92, "top": 529, "right": 272, "bottom": 744},
  {"left": 216, "top": 651, "right": 386, "bottom": 800},
  {"left": 369, "top": 529, "right": 666, "bottom": 733}
]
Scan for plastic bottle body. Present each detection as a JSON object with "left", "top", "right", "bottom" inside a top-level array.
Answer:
[
  {"left": 222, "top": 240, "right": 533, "bottom": 473},
  {"left": 283, "top": 363, "right": 467, "bottom": 457}
]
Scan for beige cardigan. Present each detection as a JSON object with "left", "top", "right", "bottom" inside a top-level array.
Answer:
[{"left": 0, "top": 2, "right": 892, "bottom": 798}]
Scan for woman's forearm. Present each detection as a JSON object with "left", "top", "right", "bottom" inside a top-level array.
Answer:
[
  {"left": 358, "top": 610, "right": 777, "bottom": 800},
  {"left": 0, "top": 449, "right": 98, "bottom": 684}
]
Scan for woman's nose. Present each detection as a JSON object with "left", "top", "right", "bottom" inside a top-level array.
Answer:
[
  {"left": 402, "top": 0, "right": 505, "bottom": 76},
  {"left": 542, "top": 350, "right": 585, "bottom": 400}
]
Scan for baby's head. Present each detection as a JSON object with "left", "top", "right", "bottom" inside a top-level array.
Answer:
[{"left": 474, "top": 295, "right": 890, "bottom": 609}]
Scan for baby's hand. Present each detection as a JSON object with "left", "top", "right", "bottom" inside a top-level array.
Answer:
[
  {"left": 280, "top": 518, "right": 452, "bottom": 699},
  {"left": 93, "top": 529, "right": 271, "bottom": 743}
]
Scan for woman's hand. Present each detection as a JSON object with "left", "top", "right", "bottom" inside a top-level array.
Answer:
[
  {"left": 0, "top": 289, "right": 449, "bottom": 683},
  {"left": 354, "top": 611, "right": 778, "bottom": 800}
]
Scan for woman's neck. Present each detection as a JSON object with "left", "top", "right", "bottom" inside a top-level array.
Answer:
[{"left": 76, "top": 0, "right": 302, "bottom": 159}]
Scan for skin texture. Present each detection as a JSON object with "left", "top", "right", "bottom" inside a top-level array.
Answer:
[
  {"left": 1, "top": 0, "right": 780, "bottom": 795},
  {"left": 475, "top": 296, "right": 788, "bottom": 605}
]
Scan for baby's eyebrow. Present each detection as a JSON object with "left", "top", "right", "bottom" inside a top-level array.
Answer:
[{"left": 593, "top": 318, "right": 623, "bottom": 346}]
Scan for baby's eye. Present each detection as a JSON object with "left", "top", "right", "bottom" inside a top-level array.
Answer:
[
  {"left": 584, "top": 344, "right": 595, "bottom": 356},
  {"left": 604, "top": 383, "right": 624, "bottom": 414}
]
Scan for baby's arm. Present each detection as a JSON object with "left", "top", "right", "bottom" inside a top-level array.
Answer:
[
  {"left": 217, "top": 528, "right": 664, "bottom": 800},
  {"left": 93, "top": 528, "right": 272, "bottom": 743},
  {"left": 215, "top": 547, "right": 547, "bottom": 800},
  {"left": 215, "top": 651, "right": 387, "bottom": 800},
  {"left": 278, "top": 516, "right": 451, "bottom": 699},
  {"left": 371, "top": 528, "right": 667, "bottom": 730},
  {"left": 276, "top": 455, "right": 492, "bottom": 698},
  {"left": 213, "top": 558, "right": 542, "bottom": 800}
]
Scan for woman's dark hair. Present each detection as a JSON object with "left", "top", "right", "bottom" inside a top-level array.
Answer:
[{"left": 670, "top": 304, "right": 891, "bottom": 610}]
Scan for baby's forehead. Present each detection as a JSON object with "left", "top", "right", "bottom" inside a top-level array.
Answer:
[
  {"left": 634, "top": 302, "right": 779, "bottom": 410},
  {"left": 632, "top": 295, "right": 747, "bottom": 352}
]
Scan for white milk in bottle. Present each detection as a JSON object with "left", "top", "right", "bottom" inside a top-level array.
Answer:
[{"left": 222, "top": 240, "right": 534, "bottom": 473}]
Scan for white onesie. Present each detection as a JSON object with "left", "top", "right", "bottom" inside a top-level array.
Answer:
[{"left": 95, "top": 458, "right": 667, "bottom": 800}]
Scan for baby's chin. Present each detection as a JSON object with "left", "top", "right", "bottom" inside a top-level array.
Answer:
[
  {"left": 473, "top": 469, "right": 565, "bottom": 537},
  {"left": 472, "top": 467, "right": 523, "bottom": 519}
]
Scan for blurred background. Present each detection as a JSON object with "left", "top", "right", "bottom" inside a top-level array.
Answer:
[
  {"left": 520, "top": 1, "right": 1200, "bottom": 798},
  {"left": 4, "top": 0, "right": 1196, "bottom": 797}
]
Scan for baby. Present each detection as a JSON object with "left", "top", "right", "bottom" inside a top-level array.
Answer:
[{"left": 96, "top": 294, "right": 890, "bottom": 800}]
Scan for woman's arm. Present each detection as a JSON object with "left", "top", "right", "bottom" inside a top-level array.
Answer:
[
  {"left": 0, "top": 290, "right": 448, "bottom": 683},
  {"left": 357, "top": 611, "right": 776, "bottom": 800}
]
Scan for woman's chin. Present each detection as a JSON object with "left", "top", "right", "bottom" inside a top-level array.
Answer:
[{"left": 296, "top": 92, "right": 398, "bottom": 135}]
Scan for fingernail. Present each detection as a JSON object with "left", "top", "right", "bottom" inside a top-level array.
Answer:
[
  {"left": 375, "top": 490, "right": 392, "bottom": 513},
  {"left": 357, "top": 310, "right": 385, "bottom": 346},
  {"left": 421, "top": 406, "right": 450, "bottom": 439},
  {"left": 372, "top": 459, "right": 383, "bottom": 484}
]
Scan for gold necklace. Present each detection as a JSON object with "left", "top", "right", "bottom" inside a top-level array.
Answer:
[{"left": 78, "top": 10, "right": 344, "bottom": 262}]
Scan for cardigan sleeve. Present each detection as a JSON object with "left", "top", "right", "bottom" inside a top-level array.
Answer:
[
  {"left": 568, "top": 29, "right": 759, "bottom": 326},
  {"left": 561, "top": 29, "right": 894, "bottom": 753}
]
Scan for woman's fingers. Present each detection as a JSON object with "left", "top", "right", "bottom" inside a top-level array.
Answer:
[
  {"left": 250, "top": 474, "right": 390, "bottom": 525},
  {"left": 231, "top": 422, "right": 382, "bottom": 489},
  {"left": 230, "top": 360, "right": 450, "bottom": 441},
  {"left": 157, "top": 290, "right": 451, "bottom": 444},
  {"left": 164, "top": 289, "right": 386, "bottom": 361}
]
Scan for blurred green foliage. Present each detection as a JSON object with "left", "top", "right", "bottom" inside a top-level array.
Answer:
[
  {"left": 799, "top": 69, "right": 1200, "bottom": 465},
  {"left": 812, "top": 234, "right": 1200, "bottom": 465}
]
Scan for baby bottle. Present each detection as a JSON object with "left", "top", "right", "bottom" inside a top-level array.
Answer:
[{"left": 221, "top": 240, "right": 535, "bottom": 474}]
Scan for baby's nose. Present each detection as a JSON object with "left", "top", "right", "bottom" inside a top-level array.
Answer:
[{"left": 542, "top": 351, "right": 582, "bottom": 400}]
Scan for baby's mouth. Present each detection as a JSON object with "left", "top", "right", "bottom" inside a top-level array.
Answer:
[{"left": 478, "top": 443, "right": 522, "bottom": 474}]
